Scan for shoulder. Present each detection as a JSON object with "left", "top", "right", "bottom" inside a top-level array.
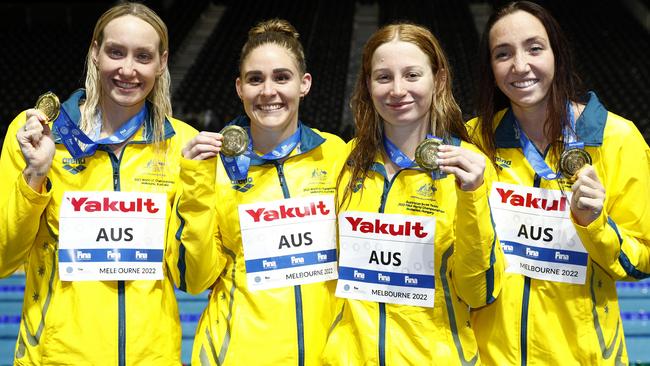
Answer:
[
  {"left": 311, "top": 128, "right": 346, "bottom": 149},
  {"left": 166, "top": 116, "right": 198, "bottom": 142}
]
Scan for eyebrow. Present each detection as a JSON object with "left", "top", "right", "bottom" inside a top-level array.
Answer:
[
  {"left": 103, "top": 41, "right": 156, "bottom": 53},
  {"left": 243, "top": 68, "right": 294, "bottom": 77},
  {"left": 372, "top": 65, "right": 425, "bottom": 74},
  {"left": 491, "top": 36, "right": 548, "bottom": 52}
]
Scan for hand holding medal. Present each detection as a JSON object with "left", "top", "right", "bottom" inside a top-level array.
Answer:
[
  {"left": 17, "top": 92, "right": 59, "bottom": 191},
  {"left": 570, "top": 165, "right": 605, "bottom": 226},
  {"left": 436, "top": 144, "right": 487, "bottom": 191},
  {"left": 181, "top": 130, "right": 225, "bottom": 160}
]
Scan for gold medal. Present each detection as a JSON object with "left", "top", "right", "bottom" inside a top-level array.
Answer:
[
  {"left": 220, "top": 125, "right": 249, "bottom": 157},
  {"left": 35, "top": 92, "right": 60, "bottom": 121},
  {"left": 559, "top": 148, "right": 591, "bottom": 179},
  {"left": 415, "top": 138, "right": 442, "bottom": 171}
]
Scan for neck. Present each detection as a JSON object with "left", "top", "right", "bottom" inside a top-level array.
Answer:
[
  {"left": 251, "top": 121, "right": 298, "bottom": 155},
  {"left": 100, "top": 100, "right": 145, "bottom": 137},
  {"left": 511, "top": 102, "right": 550, "bottom": 151},
  {"left": 383, "top": 121, "right": 429, "bottom": 159}
]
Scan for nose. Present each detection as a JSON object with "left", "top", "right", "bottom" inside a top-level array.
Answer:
[
  {"left": 512, "top": 52, "right": 530, "bottom": 74},
  {"left": 119, "top": 57, "right": 136, "bottom": 77},
  {"left": 261, "top": 80, "right": 277, "bottom": 97},
  {"left": 390, "top": 79, "right": 406, "bottom": 97}
]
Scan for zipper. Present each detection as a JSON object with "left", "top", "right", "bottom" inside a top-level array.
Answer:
[{"left": 275, "top": 162, "right": 304, "bottom": 366}]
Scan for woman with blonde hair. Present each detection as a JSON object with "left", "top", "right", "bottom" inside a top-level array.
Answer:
[
  {"left": 169, "top": 18, "right": 345, "bottom": 365},
  {"left": 0, "top": 2, "right": 196, "bottom": 364},
  {"left": 321, "top": 23, "right": 504, "bottom": 365}
]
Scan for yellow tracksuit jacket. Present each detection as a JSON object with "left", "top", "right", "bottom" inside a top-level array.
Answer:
[
  {"left": 468, "top": 92, "right": 650, "bottom": 365},
  {"left": 0, "top": 90, "right": 196, "bottom": 365},
  {"left": 168, "top": 118, "right": 346, "bottom": 365},
  {"left": 321, "top": 138, "right": 504, "bottom": 366}
]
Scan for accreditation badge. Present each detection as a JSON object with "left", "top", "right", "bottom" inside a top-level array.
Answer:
[
  {"left": 489, "top": 182, "right": 588, "bottom": 284},
  {"left": 58, "top": 191, "right": 166, "bottom": 281},
  {"left": 239, "top": 195, "right": 337, "bottom": 291},
  {"left": 336, "top": 211, "right": 436, "bottom": 307}
]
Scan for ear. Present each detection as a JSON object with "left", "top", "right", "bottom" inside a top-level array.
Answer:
[
  {"left": 235, "top": 77, "right": 243, "bottom": 99},
  {"left": 299, "top": 72, "right": 312, "bottom": 97},
  {"left": 158, "top": 50, "right": 168, "bottom": 76},
  {"left": 91, "top": 40, "right": 100, "bottom": 66}
]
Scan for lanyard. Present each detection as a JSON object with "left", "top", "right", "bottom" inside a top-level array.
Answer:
[
  {"left": 383, "top": 134, "right": 446, "bottom": 180},
  {"left": 513, "top": 104, "right": 583, "bottom": 180},
  {"left": 222, "top": 119, "right": 301, "bottom": 181},
  {"left": 53, "top": 106, "right": 147, "bottom": 158}
]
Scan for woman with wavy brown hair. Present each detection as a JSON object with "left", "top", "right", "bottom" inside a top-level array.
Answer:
[{"left": 322, "top": 22, "right": 504, "bottom": 365}]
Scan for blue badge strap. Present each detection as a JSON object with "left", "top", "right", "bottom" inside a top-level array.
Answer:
[
  {"left": 383, "top": 134, "right": 446, "bottom": 180},
  {"left": 383, "top": 135, "right": 416, "bottom": 169},
  {"left": 53, "top": 105, "right": 147, "bottom": 159},
  {"left": 222, "top": 125, "right": 301, "bottom": 181},
  {"left": 563, "top": 104, "right": 585, "bottom": 150},
  {"left": 514, "top": 122, "right": 559, "bottom": 180},
  {"left": 514, "top": 103, "right": 581, "bottom": 180}
]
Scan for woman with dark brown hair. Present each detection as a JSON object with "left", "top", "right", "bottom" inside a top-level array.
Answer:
[{"left": 468, "top": 1, "right": 650, "bottom": 364}]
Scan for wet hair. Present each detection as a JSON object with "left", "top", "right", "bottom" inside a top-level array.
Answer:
[
  {"left": 239, "top": 18, "right": 306, "bottom": 75},
  {"left": 474, "top": 0, "right": 585, "bottom": 164},
  {"left": 83, "top": 2, "right": 170, "bottom": 149},
  {"left": 340, "top": 22, "right": 468, "bottom": 205}
]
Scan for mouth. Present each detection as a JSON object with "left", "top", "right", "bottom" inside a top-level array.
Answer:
[
  {"left": 386, "top": 101, "right": 414, "bottom": 108},
  {"left": 256, "top": 103, "right": 285, "bottom": 112},
  {"left": 511, "top": 79, "right": 538, "bottom": 89},
  {"left": 113, "top": 80, "right": 141, "bottom": 90}
]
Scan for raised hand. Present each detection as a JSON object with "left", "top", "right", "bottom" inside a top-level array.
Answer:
[
  {"left": 17, "top": 109, "right": 56, "bottom": 191},
  {"left": 436, "top": 145, "right": 486, "bottom": 191},
  {"left": 182, "top": 131, "right": 224, "bottom": 160},
  {"left": 570, "top": 165, "right": 605, "bottom": 226}
]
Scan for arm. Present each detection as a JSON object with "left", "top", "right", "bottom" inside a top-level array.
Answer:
[
  {"left": 452, "top": 162, "right": 504, "bottom": 307},
  {"left": 0, "top": 111, "right": 54, "bottom": 277},
  {"left": 167, "top": 132, "right": 225, "bottom": 294},
  {"left": 438, "top": 144, "right": 505, "bottom": 307},
  {"left": 573, "top": 120, "right": 650, "bottom": 280}
]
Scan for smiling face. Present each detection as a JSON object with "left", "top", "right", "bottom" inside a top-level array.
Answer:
[
  {"left": 236, "top": 43, "right": 311, "bottom": 138},
  {"left": 92, "top": 14, "right": 167, "bottom": 115},
  {"left": 369, "top": 40, "right": 435, "bottom": 131},
  {"left": 489, "top": 10, "right": 555, "bottom": 114}
]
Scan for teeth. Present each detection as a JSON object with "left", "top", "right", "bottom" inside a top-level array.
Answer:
[
  {"left": 259, "top": 104, "right": 283, "bottom": 111},
  {"left": 115, "top": 81, "right": 138, "bottom": 88},
  {"left": 512, "top": 80, "right": 537, "bottom": 88}
]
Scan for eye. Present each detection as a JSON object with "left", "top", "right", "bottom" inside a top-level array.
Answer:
[
  {"left": 405, "top": 72, "right": 421, "bottom": 80},
  {"left": 375, "top": 74, "right": 391, "bottom": 83},
  {"left": 137, "top": 53, "right": 153, "bottom": 63},
  {"left": 108, "top": 48, "right": 123, "bottom": 58},
  {"left": 493, "top": 50, "right": 510, "bottom": 60},
  {"left": 246, "top": 75, "right": 263, "bottom": 84},
  {"left": 529, "top": 45, "right": 544, "bottom": 55},
  {"left": 274, "top": 72, "right": 292, "bottom": 83}
]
